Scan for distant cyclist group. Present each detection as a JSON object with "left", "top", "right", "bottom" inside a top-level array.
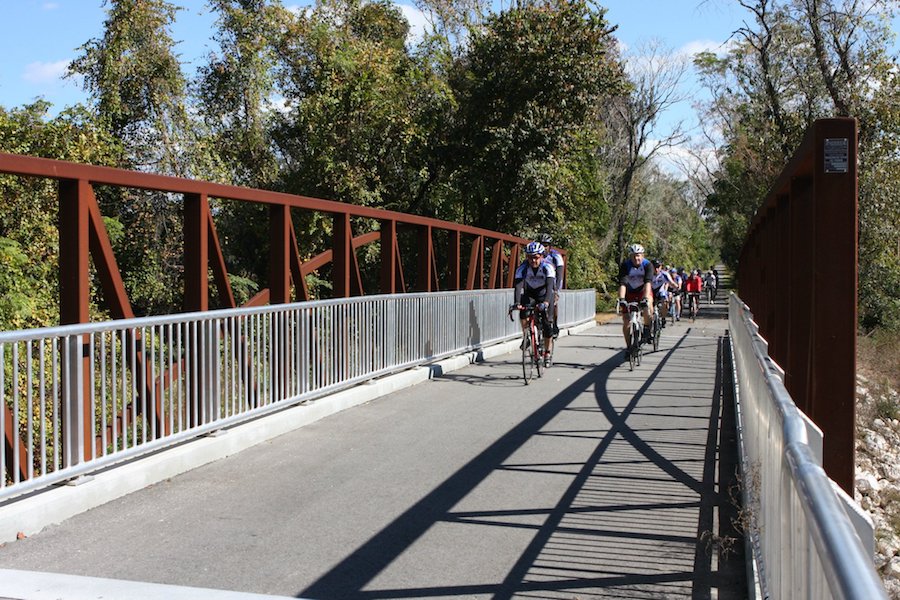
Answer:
[
  {"left": 509, "top": 236, "right": 720, "bottom": 377},
  {"left": 616, "top": 243, "right": 719, "bottom": 358}
]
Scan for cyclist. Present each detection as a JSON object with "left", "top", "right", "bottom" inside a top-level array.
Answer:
[
  {"left": 669, "top": 267, "right": 683, "bottom": 321},
  {"left": 685, "top": 269, "right": 703, "bottom": 317},
  {"left": 537, "top": 234, "right": 565, "bottom": 338},
  {"left": 650, "top": 259, "right": 674, "bottom": 327},
  {"left": 704, "top": 267, "right": 718, "bottom": 304},
  {"left": 617, "top": 243, "right": 653, "bottom": 349},
  {"left": 514, "top": 241, "right": 556, "bottom": 365}
]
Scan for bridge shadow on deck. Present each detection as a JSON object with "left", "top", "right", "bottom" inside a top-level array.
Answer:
[{"left": 300, "top": 326, "right": 746, "bottom": 599}]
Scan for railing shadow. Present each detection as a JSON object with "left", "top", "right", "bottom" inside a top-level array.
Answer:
[{"left": 298, "top": 329, "right": 745, "bottom": 599}]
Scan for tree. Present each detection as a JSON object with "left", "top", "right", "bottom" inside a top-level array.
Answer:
[
  {"left": 599, "top": 40, "right": 689, "bottom": 264},
  {"left": 448, "top": 0, "right": 624, "bottom": 237},
  {"left": 69, "top": 0, "right": 191, "bottom": 175},
  {"left": 696, "top": 0, "right": 900, "bottom": 330},
  {"left": 0, "top": 102, "right": 123, "bottom": 329},
  {"left": 68, "top": 0, "right": 194, "bottom": 316}
]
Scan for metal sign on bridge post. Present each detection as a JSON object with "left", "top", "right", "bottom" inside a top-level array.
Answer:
[{"left": 738, "top": 118, "right": 858, "bottom": 493}]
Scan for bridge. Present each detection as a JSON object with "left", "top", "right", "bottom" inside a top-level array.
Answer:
[{"left": 0, "top": 119, "right": 889, "bottom": 598}]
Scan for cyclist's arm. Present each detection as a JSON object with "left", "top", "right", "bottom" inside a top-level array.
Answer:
[
  {"left": 514, "top": 279, "right": 524, "bottom": 305},
  {"left": 541, "top": 277, "right": 556, "bottom": 307}
]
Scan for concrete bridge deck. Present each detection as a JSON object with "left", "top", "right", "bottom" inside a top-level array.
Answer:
[{"left": 0, "top": 305, "right": 746, "bottom": 599}]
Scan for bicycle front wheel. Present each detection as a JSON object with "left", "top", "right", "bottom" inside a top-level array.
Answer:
[
  {"left": 535, "top": 328, "right": 544, "bottom": 378},
  {"left": 652, "top": 315, "right": 660, "bottom": 352},
  {"left": 521, "top": 334, "right": 533, "bottom": 384},
  {"left": 629, "top": 320, "right": 640, "bottom": 370}
]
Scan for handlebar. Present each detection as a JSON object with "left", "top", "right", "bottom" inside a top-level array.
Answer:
[
  {"left": 616, "top": 300, "right": 646, "bottom": 316},
  {"left": 508, "top": 302, "right": 546, "bottom": 321}
]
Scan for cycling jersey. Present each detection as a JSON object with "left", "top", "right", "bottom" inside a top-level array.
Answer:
[
  {"left": 685, "top": 275, "right": 703, "bottom": 293},
  {"left": 514, "top": 260, "right": 556, "bottom": 305},
  {"left": 544, "top": 250, "right": 565, "bottom": 290},
  {"left": 651, "top": 270, "right": 673, "bottom": 294},
  {"left": 618, "top": 258, "right": 653, "bottom": 292}
]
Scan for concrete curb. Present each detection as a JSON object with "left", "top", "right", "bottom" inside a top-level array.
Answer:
[{"left": 0, "top": 321, "right": 597, "bottom": 544}]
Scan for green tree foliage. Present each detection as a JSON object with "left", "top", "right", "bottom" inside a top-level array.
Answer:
[
  {"left": 69, "top": 0, "right": 197, "bottom": 317},
  {"left": 0, "top": 102, "right": 122, "bottom": 329},
  {"left": 272, "top": 0, "right": 452, "bottom": 212},
  {"left": 449, "top": 0, "right": 624, "bottom": 231},
  {"left": 0, "top": 0, "right": 723, "bottom": 315},
  {"left": 69, "top": 0, "right": 191, "bottom": 174}
]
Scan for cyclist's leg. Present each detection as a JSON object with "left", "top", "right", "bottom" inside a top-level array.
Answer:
[
  {"left": 540, "top": 308, "right": 553, "bottom": 364},
  {"left": 519, "top": 290, "right": 536, "bottom": 347},
  {"left": 553, "top": 291, "right": 560, "bottom": 336},
  {"left": 642, "top": 301, "right": 652, "bottom": 343}
]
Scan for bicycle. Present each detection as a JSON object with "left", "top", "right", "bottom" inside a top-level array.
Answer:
[
  {"left": 508, "top": 303, "right": 549, "bottom": 384},
  {"left": 687, "top": 292, "right": 700, "bottom": 321},
  {"left": 617, "top": 301, "right": 644, "bottom": 371},
  {"left": 650, "top": 303, "right": 662, "bottom": 352}
]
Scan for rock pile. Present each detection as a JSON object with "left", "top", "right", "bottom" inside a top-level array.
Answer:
[{"left": 855, "top": 375, "right": 900, "bottom": 598}]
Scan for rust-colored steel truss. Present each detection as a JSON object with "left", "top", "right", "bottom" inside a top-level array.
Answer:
[
  {"left": 737, "top": 118, "right": 858, "bottom": 493},
  {"left": 1, "top": 152, "right": 567, "bottom": 480}
]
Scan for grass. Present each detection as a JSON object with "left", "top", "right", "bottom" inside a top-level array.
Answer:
[{"left": 857, "top": 329, "right": 900, "bottom": 424}]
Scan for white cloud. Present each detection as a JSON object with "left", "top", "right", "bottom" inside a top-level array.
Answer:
[
  {"left": 285, "top": 4, "right": 311, "bottom": 17},
  {"left": 395, "top": 2, "right": 430, "bottom": 46},
  {"left": 678, "top": 39, "right": 733, "bottom": 59},
  {"left": 42, "top": 2, "right": 60, "bottom": 10},
  {"left": 650, "top": 140, "right": 720, "bottom": 181},
  {"left": 22, "top": 60, "right": 70, "bottom": 84}
]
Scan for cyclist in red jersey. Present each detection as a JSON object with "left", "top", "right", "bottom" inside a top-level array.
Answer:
[{"left": 684, "top": 269, "right": 703, "bottom": 316}]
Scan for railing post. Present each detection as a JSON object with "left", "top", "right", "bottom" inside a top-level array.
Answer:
[{"left": 59, "top": 179, "right": 93, "bottom": 464}]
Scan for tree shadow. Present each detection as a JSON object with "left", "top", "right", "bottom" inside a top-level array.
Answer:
[{"left": 299, "top": 330, "right": 745, "bottom": 599}]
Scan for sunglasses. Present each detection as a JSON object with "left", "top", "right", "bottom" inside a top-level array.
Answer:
[{"left": 528, "top": 254, "right": 543, "bottom": 259}]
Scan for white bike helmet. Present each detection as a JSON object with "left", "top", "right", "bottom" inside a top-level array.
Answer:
[
  {"left": 525, "top": 241, "right": 546, "bottom": 256},
  {"left": 628, "top": 243, "right": 645, "bottom": 255}
]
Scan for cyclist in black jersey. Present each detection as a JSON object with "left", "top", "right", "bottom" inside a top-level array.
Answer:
[{"left": 514, "top": 241, "right": 556, "bottom": 365}]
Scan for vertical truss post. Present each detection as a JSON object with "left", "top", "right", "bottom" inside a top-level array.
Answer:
[
  {"left": 810, "top": 119, "right": 858, "bottom": 493},
  {"left": 788, "top": 176, "right": 813, "bottom": 413},
  {"left": 488, "top": 240, "right": 502, "bottom": 289},
  {"left": 184, "top": 193, "right": 209, "bottom": 312},
  {"left": 270, "top": 205, "right": 291, "bottom": 305},
  {"left": 448, "top": 231, "right": 460, "bottom": 291},
  {"left": 59, "top": 179, "right": 92, "bottom": 464},
  {"left": 379, "top": 220, "right": 398, "bottom": 294},
  {"left": 466, "top": 236, "right": 484, "bottom": 290},
  {"left": 416, "top": 225, "right": 433, "bottom": 292},
  {"left": 333, "top": 213, "right": 352, "bottom": 298}
]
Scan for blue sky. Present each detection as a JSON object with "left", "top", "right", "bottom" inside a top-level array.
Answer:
[
  {"left": 1, "top": 1, "right": 745, "bottom": 111},
  {"left": 1, "top": 0, "right": 758, "bottom": 172}
]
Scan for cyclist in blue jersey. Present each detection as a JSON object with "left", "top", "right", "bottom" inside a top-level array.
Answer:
[
  {"left": 538, "top": 234, "right": 564, "bottom": 338},
  {"left": 650, "top": 259, "right": 674, "bottom": 327},
  {"left": 617, "top": 243, "right": 653, "bottom": 348},
  {"left": 514, "top": 241, "right": 556, "bottom": 365}
]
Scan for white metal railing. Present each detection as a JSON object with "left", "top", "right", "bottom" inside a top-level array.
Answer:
[
  {"left": 728, "top": 293, "right": 887, "bottom": 600},
  {"left": 0, "top": 288, "right": 595, "bottom": 501}
]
